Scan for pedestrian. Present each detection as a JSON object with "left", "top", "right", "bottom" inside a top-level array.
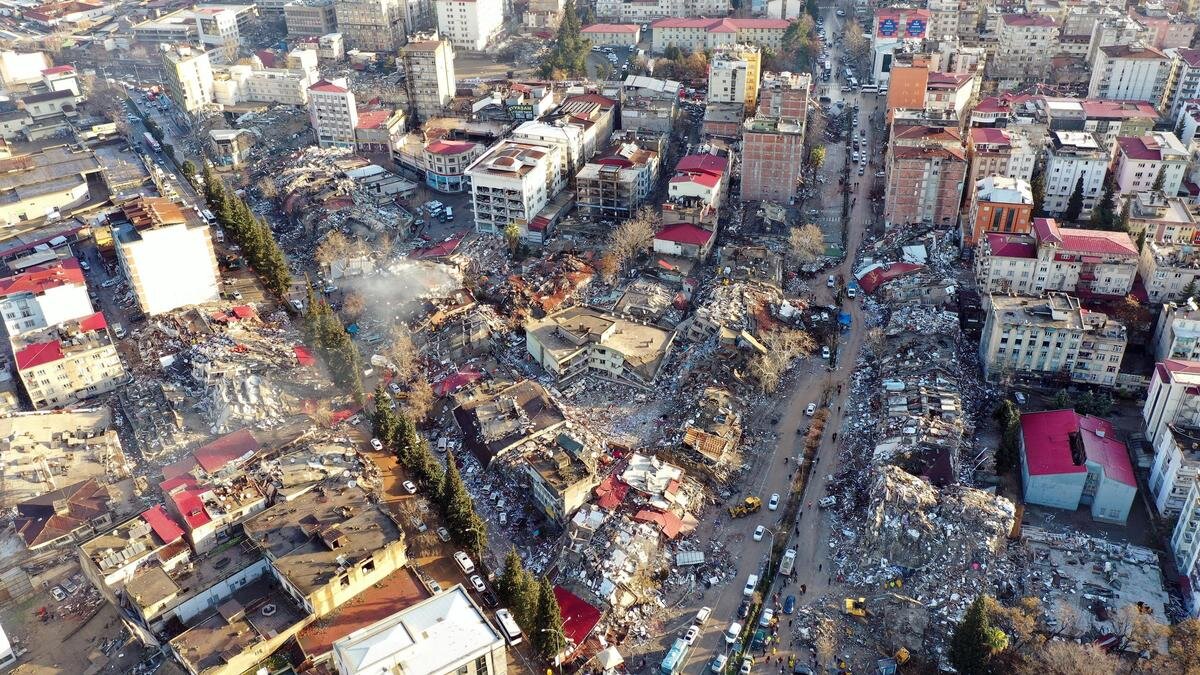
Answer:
[{"left": 818, "top": 564, "right": 822, "bottom": 571}]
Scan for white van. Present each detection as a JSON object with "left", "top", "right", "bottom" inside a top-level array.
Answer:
[
  {"left": 743, "top": 574, "right": 758, "bottom": 596},
  {"left": 453, "top": 551, "right": 475, "bottom": 575},
  {"left": 496, "top": 608, "right": 524, "bottom": 645}
]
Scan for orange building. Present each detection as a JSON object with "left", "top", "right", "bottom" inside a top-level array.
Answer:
[{"left": 963, "top": 175, "right": 1034, "bottom": 247}]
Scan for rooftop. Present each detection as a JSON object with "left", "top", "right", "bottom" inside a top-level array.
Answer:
[
  {"left": 1118, "top": 133, "right": 1187, "bottom": 162},
  {"left": 331, "top": 585, "right": 503, "bottom": 675},
  {"left": 1020, "top": 410, "right": 1135, "bottom": 487},
  {"left": 582, "top": 23, "right": 640, "bottom": 33},
  {"left": 1001, "top": 12, "right": 1058, "bottom": 27},
  {"left": 984, "top": 233, "right": 1036, "bottom": 258},
  {"left": 296, "top": 566, "right": 430, "bottom": 658},
  {"left": 0, "top": 258, "right": 84, "bottom": 298},
  {"left": 525, "top": 305, "right": 674, "bottom": 381},
  {"left": 466, "top": 140, "right": 554, "bottom": 179},
  {"left": 14, "top": 477, "right": 110, "bottom": 548},
  {"left": 13, "top": 312, "right": 110, "bottom": 370},
  {"left": 242, "top": 485, "right": 403, "bottom": 597},
  {"left": 650, "top": 17, "right": 789, "bottom": 30},
  {"left": 453, "top": 380, "right": 568, "bottom": 465},
  {"left": 169, "top": 578, "right": 306, "bottom": 673},
  {"left": 1031, "top": 218, "right": 1138, "bottom": 257},
  {"left": 1100, "top": 44, "right": 1168, "bottom": 59}
]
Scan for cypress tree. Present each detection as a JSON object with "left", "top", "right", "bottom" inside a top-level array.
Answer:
[
  {"left": 950, "top": 596, "right": 1005, "bottom": 675},
  {"left": 533, "top": 576, "right": 568, "bottom": 659},
  {"left": 1063, "top": 176, "right": 1085, "bottom": 222}
]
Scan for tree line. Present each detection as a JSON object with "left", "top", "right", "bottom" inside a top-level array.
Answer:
[
  {"left": 498, "top": 547, "right": 569, "bottom": 660},
  {"left": 303, "top": 289, "right": 365, "bottom": 402},
  {"left": 199, "top": 165, "right": 293, "bottom": 298}
]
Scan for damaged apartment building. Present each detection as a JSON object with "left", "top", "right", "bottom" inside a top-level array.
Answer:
[{"left": 524, "top": 306, "right": 676, "bottom": 391}]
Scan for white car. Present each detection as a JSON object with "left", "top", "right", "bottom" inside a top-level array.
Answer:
[
  {"left": 768, "top": 493, "right": 780, "bottom": 511},
  {"left": 805, "top": 403, "right": 817, "bottom": 416},
  {"left": 822, "top": 345, "right": 831, "bottom": 359},
  {"left": 711, "top": 654, "right": 729, "bottom": 672},
  {"left": 725, "top": 622, "right": 742, "bottom": 644},
  {"left": 827, "top": 275, "right": 836, "bottom": 288},
  {"left": 740, "top": 657, "right": 753, "bottom": 674},
  {"left": 847, "top": 287, "right": 857, "bottom": 299},
  {"left": 695, "top": 606, "right": 712, "bottom": 624},
  {"left": 402, "top": 481, "right": 417, "bottom": 494},
  {"left": 51, "top": 586, "right": 66, "bottom": 601},
  {"left": 684, "top": 624, "right": 700, "bottom": 645},
  {"left": 759, "top": 608, "right": 775, "bottom": 627},
  {"left": 370, "top": 438, "right": 383, "bottom": 451},
  {"left": 470, "top": 574, "right": 486, "bottom": 593},
  {"left": 454, "top": 551, "right": 476, "bottom": 575},
  {"left": 436, "top": 527, "right": 451, "bottom": 542},
  {"left": 753, "top": 525, "right": 766, "bottom": 541}
]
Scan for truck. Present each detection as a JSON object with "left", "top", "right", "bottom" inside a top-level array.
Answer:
[
  {"left": 143, "top": 131, "right": 161, "bottom": 153},
  {"left": 729, "top": 496, "right": 761, "bottom": 518},
  {"left": 779, "top": 548, "right": 797, "bottom": 576}
]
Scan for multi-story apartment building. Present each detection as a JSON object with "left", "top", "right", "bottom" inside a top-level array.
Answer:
[
  {"left": 1127, "top": 190, "right": 1199, "bottom": 243},
  {"left": 707, "top": 45, "right": 760, "bottom": 114},
  {"left": 869, "top": 7, "right": 931, "bottom": 85},
  {"left": 1142, "top": 360, "right": 1200, "bottom": 518},
  {"left": 979, "top": 292, "right": 1128, "bottom": 387},
  {"left": 308, "top": 78, "right": 357, "bottom": 148},
  {"left": 1088, "top": 44, "right": 1172, "bottom": 108},
  {"left": 1139, "top": 236, "right": 1200, "bottom": 304},
  {"left": 739, "top": 72, "right": 808, "bottom": 203},
  {"left": 595, "top": 0, "right": 727, "bottom": 22},
  {"left": 963, "top": 176, "right": 1033, "bottom": 248},
  {"left": 436, "top": 0, "right": 503, "bottom": 51},
  {"left": 465, "top": 140, "right": 564, "bottom": 239},
  {"left": 1168, "top": 480, "right": 1200, "bottom": 616},
  {"left": 1164, "top": 48, "right": 1200, "bottom": 119},
  {"left": 1042, "top": 131, "right": 1111, "bottom": 218},
  {"left": 1131, "top": 5, "right": 1197, "bottom": 49},
  {"left": 525, "top": 306, "right": 675, "bottom": 391},
  {"left": 650, "top": 18, "right": 789, "bottom": 53},
  {"left": 524, "top": 0, "right": 564, "bottom": 29},
  {"left": 400, "top": 38, "right": 456, "bottom": 122},
  {"left": 964, "top": 126, "right": 1038, "bottom": 208},
  {"left": 1085, "top": 13, "right": 1149, "bottom": 66},
  {"left": 926, "top": 0, "right": 959, "bottom": 40},
  {"left": 194, "top": 5, "right": 253, "bottom": 62},
  {"left": 511, "top": 96, "right": 616, "bottom": 178},
  {"left": 111, "top": 198, "right": 220, "bottom": 316},
  {"left": 1114, "top": 132, "right": 1188, "bottom": 196},
  {"left": 974, "top": 217, "right": 1139, "bottom": 296},
  {"left": 13, "top": 313, "right": 125, "bottom": 409},
  {"left": 284, "top": 0, "right": 338, "bottom": 36},
  {"left": 0, "top": 259, "right": 93, "bottom": 337},
  {"left": 883, "top": 127, "right": 967, "bottom": 230},
  {"left": 1153, "top": 301, "right": 1200, "bottom": 363},
  {"left": 423, "top": 139, "right": 480, "bottom": 192},
  {"left": 575, "top": 141, "right": 660, "bottom": 219},
  {"left": 335, "top": 0, "right": 405, "bottom": 52},
  {"left": 162, "top": 46, "right": 214, "bottom": 114},
  {"left": 992, "top": 13, "right": 1060, "bottom": 80}
]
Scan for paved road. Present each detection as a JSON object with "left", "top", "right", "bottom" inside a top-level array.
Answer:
[{"left": 681, "top": 9, "right": 884, "bottom": 674}]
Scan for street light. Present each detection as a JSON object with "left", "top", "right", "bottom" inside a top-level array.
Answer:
[{"left": 538, "top": 627, "right": 573, "bottom": 674}]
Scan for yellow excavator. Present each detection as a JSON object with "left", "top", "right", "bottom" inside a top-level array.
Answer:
[{"left": 729, "top": 496, "right": 762, "bottom": 518}]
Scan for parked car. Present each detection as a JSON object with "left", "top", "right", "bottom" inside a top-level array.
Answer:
[
  {"left": 759, "top": 608, "right": 774, "bottom": 627},
  {"left": 783, "top": 595, "right": 796, "bottom": 614},
  {"left": 51, "top": 586, "right": 66, "bottom": 601},
  {"left": 469, "top": 575, "right": 486, "bottom": 593},
  {"left": 725, "top": 622, "right": 742, "bottom": 644},
  {"left": 711, "top": 654, "right": 729, "bottom": 672},
  {"left": 827, "top": 275, "right": 836, "bottom": 288},
  {"left": 740, "top": 657, "right": 754, "bottom": 674},
  {"left": 370, "top": 438, "right": 383, "bottom": 451},
  {"left": 822, "top": 345, "right": 831, "bottom": 359},
  {"left": 402, "top": 481, "right": 417, "bottom": 494},
  {"left": 685, "top": 624, "right": 700, "bottom": 644},
  {"left": 768, "top": 493, "right": 780, "bottom": 510},
  {"left": 805, "top": 403, "right": 817, "bottom": 416},
  {"left": 454, "top": 551, "right": 476, "bottom": 575},
  {"left": 436, "top": 527, "right": 451, "bottom": 542},
  {"left": 753, "top": 525, "right": 766, "bottom": 541}
]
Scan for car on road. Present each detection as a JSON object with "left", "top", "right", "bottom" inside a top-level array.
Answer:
[
  {"left": 428, "top": 579, "right": 443, "bottom": 594},
  {"left": 753, "top": 525, "right": 766, "bottom": 541},
  {"left": 743, "top": 574, "right": 758, "bottom": 596},
  {"left": 1014, "top": 391, "right": 1027, "bottom": 405},
  {"left": 402, "top": 481, "right": 417, "bottom": 494},
  {"left": 847, "top": 286, "right": 857, "bottom": 299},
  {"left": 759, "top": 608, "right": 774, "bottom": 627},
  {"left": 437, "top": 527, "right": 451, "bottom": 542},
  {"left": 724, "top": 622, "right": 742, "bottom": 644},
  {"left": 783, "top": 595, "right": 796, "bottom": 614},
  {"left": 79, "top": 260, "right": 90, "bottom": 271},
  {"left": 740, "top": 657, "right": 754, "bottom": 674},
  {"left": 710, "top": 654, "right": 728, "bottom": 672},
  {"left": 684, "top": 624, "right": 700, "bottom": 645},
  {"left": 389, "top": 382, "right": 402, "bottom": 394},
  {"left": 469, "top": 575, "right": 486, "bottom": 593},
  {"left": 805, "top": 403, "right": 817, "bottom": 416},
  {"left": 827, "top": 275, "right": 836, "bottom": 288},
  {"left": 454, "top": 551, "right": 476, "bottom": 575},
  {"left": 738, "top": 599, "right": 750, "bottom": 619},
  {"left": 51, "top": 586, "right": 66, "bottom": 601},
  {"left": 695, "top": 606, "right": 712, "bottom": 624},
  {"left": 822, "top": 345, "right": 831, "bottom": 359},
  {"left": 480, "top": 589, "right": 499, "bottom": 607},
  {"left": 768, "top": 493, "right": 780, "bottom": 510},
  {"left": 818, "top": 496, "right": 837, "bottom": 508},
  {"left": 62, "top": 578, "right": 78, "bottom": 594},
  {"left": 370, "top": 438, "right": 383, "bottom": 451}
]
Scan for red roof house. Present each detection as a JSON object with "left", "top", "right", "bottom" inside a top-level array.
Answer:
[{"left": 1019, "top": 409, "right": 1137, "bottom": 524}]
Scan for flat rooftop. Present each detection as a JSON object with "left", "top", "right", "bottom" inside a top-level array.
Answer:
[
  {"left": 169, "top": 577, "right": 306, "bottom": 673},
  {"left": 296, "top": 565, "right": 430, "bottom": 658}
]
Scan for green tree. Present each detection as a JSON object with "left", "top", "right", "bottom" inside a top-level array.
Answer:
[
  {"left": 533, "top": 576, "right": 567, "bottom": 660},
  {"left": 1050, "top": 389, "right": 1074, "bottom": 410},
  {"left": 994, "top": 400, "right": 1021, "bottom": 474},
  {"left": 371, "top": 384, "right": 400, "bottom": 448},
  {"left": 497, "top": 548, "right": 538, "bottom": 629},
  {"left": 1116, "top": 199, "right": 1131, "bottom": 233},
  {"left": 950, "top": 596, "right": 1006, "bottom": 675},
  {"left": 1029, "top": 165, "right": 1046, "bottom": 217},
  {"left": 539, "top": 0, "right": 588, "bottom": 78},
  {"left": 1090, "top": 171, "right": 1118, "bottom": 230},
  {"left": 1153, "top": 169, "right": 1166, "bottom": 194},
  {"left": 504, "top": 221, "right": 521, "bottom": 254},
  {"left": 1182, "top": 279, "right": 1198, "bottom": 300},
  {"left": 808, "top": 146, "right": 826, "bottom": 171},
  {"left": 180, "top": 159, "right": 197, "bottom": 185},
  {"left": 1063, "top": 176, "right": 1085, "bottom": 222},
  {"left": 439, "top": 449, "right": 475, "bottom": 530},
  {"left": 780, "top": 15, "right": 819, "bottom": 73}
]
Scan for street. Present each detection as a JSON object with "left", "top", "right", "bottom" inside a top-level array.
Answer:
[{"left": 680, "top": 7, "right": 883, "bottom": 673}]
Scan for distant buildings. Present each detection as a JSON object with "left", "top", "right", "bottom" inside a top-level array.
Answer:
[
  {"left": 581, "top": 23, "right": 641, "bottom": 46},
  {"left": 974, "top": 217, "right": 1139, "bottom": 297},
  {"left": 284, "top": 0, "right": 338, "bottom": 37},
  {"left": 1088, "top": 45, "right": 1172, "bottom": 107},
  {"left": 650, "top": 17, "right": 789, "bottom": 53},
  {"left": 706, "top": 45, "right": 761, "bottom": 114},
  {"left": 575, "top": 140, "right": 660, "bottom": 220},
  {"left": 400, "top": 38, "right": 456, "bottom": 122},
  {"left": 334, "top": 0, "right": 405, "bottom": 52},
  {"left": 436, "top": 0, "right": 503, "bottom": 51},
  {"left": 979, "top": 292, "right": 1127, "bottom": 387},
  {"left": 1019, "top": 409, "right": 1137, "bottom": 524}
]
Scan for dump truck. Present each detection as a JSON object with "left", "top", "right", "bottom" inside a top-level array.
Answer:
[{"left": 729, "top": 496, "right": 762, "bottom": 518}]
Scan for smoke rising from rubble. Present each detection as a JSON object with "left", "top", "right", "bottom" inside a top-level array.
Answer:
[{"left": 342, "top": 261, "right": 462, "bottom": 322}]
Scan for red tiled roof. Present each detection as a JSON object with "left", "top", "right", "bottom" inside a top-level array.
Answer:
[
  {"left": 856, "top": 262, "right": 924, "bottom": 294},
  {"left": 193, "top": 429, "right": 260, "bottom": 473},
  {"left": 142, "top": 505, "right": 184, "bottom": 544},
  {"left": 985, "top": 233, "right": 1036, "bottom": 258},
  {"left": 1079, "top": 99, "right": 1159, "bottom": 119},
  {"left": 294, "top": 345, "right": 315, "bottom": 367},
  {"left": 675, "top": 154, "right": 727, "bottom": 177},
  {"left": 655, "top": 223, "right": 714, "bottom": 246},
  {"left": 165, "top": 477, "right": 212, "bottom": 530},
  {"left": 553, "top": 585, "right": 602, "bottom": 647},
  {"left": 41, "top": 65, "right": 75, "bottom": 75},
  {"left": 15, "top": 340, "right": 63, "bottom": 370},
  {"left": 425, "top": 139, "right": 476, "bottom": 155},
  {"left": 413, "top": 232, "right": 466, "bottom": 259},
  {"left": 0, "top": 258, "right": 84, "bottom": 297},
  {"left": 582, "top": 23, "right": 640, "bottom": 33},
  {"left": 651, "top": 17, "right": 789, "bottom": 29},
  {"left": 970, "top": 127, "right": 1012, "bottom": 146},
  {"left": 309, "top": 79, "right": 348, "bottom": 94},
  {"left": 1100, "top": 44, "right": 1167, "bottom": 59},
  {"left": 1177, "top": 48, "right": 1200, "bottom": 69},
  {"left": 633, "top": 509, "right": 683, "bottom": 539},
  {"left": 78, "top": 311, "right": 107, "bottom": 333},
  {"left": 434, "top": 368, "right": 483, "bottom": 396},
  {"left": 594, "top": 475, "right": 628, "bottom": 510},
  {"left": 1020, "top": 410, "right": 1135, "bottom": 487},
  {"left": 1031, "top": 217, "right": 1062, "bottom": 245},
  {"left": 926, "top": 71, "right": 971, "bottom": 88},
  {"left": 14, "top": 478, "right": 109, "bottom": 547},
  {"left": 671, "top": 172, "right": 720, "bottom": 188}
]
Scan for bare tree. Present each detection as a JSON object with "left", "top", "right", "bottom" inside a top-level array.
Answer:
[
  {"left": 1017, "top": 641, "right": 1120, "bottom": 675},
  {"left": 388, "top": 324, "right": 418, "bottom": 382},
  {"left": 607, "top": 207, "right": 658, "bottom": 274},
  {"left": 257, "top": 176, "right": 278, "bottom": 200},
  {"left": 597, "top": 252, "right": 620, "bottom": 285},
  {"left": 983, "top": 596, "right": 1040, "bottom": 647},
  {"left": 315, "top": 230, "right": 351, "bottom": 273},
  {"left": 342, "top": 291, "right": 367, "bottom": 321},
  {"left": 789, "top": 223, "right": 826, "bottom": 266},
  {"left": 749, "top": 330, "right": 816, "bottom": 393},
  {"left": 1113, "top": 603, "right": 1167, "bottom": 656},
  {"left": 404, "top": 376, "right": 435, "bottom": 422},
  {"left": 805, "top": 110, "right": 828, "bottom": 149},
  {"left": 1158, "top": 618, "right": 1200, "bottom": 674}
]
